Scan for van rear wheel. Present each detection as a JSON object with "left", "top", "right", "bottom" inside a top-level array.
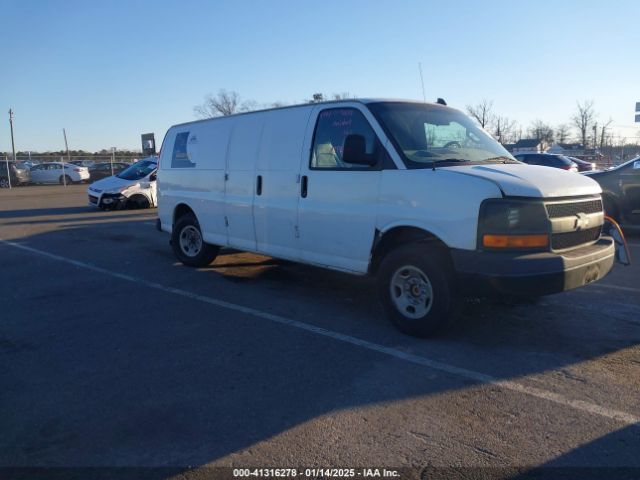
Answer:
[
  {"left": 172, "top": 213, "right": 219, "bottom": 267},
  {"left": 378, "top": 243, "right": 456, "bottom": 337}
]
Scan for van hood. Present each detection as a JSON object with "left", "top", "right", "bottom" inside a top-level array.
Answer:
[
  {"left": 442, "top": 164, "right": 602, "bottom": 198},
  {"left": 88, "top": 175, "right": 135, "bottom": 192}
]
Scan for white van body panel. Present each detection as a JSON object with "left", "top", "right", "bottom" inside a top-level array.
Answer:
[
  {"left": 443, "top": 164, "right": 602, "bottom": 198},
  {"left": 296, "top": 103, "right": 388, "bottom": 272},
  {"left": 224, "top": 114, "right": 265, "bottom": 251},
  {"left": 254, "top": 106, "right": 314, "bottom": 259},
  {"left": 159, "top": 121, "right": 231, "bottom": 246},
  {"left": 376, "top": 169, "right": 502, "bottom": 250}
]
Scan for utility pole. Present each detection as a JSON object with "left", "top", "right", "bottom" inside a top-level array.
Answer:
[
  {"left": 62, "top": 128, "right": 70, "bottom": 187},
  {"left": 6, "top": 109, "right": 16, "bottom": 189},
  {"left": 111, "top": 147, "right": 116, "bottom": 175}
]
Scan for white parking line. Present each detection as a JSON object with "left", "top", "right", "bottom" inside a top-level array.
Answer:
[
  {"left": 592, "top": 283, "right": 640, "bottom": 294},
  {"left": 1, "top": 238, "right": 639, "bottom": 427}
]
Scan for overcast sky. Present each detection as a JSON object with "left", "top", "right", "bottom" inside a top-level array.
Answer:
[{"left": 1, "top": 0, "right": 639, "bottom": 152}]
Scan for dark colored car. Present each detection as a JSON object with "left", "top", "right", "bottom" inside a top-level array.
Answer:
[
  {"left": 0, "top": 161, "right": 30, "bottom": 188},
  {"left": 89, "top": 162, "right": 130, "bottom": 181},
  {"left": 514, "top": 153, "right": 578, "bottom": 172},
  {"left": 70, "top": 160, "right": 95, "bottom": 168},
  {"left": 584, "top": 157, "right": 640, "bottom": 226},
  {"left": 567, "top": 156, "right": 596, "bottom": 172}
]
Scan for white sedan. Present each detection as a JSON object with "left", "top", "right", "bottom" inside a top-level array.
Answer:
[{"left": 29, "top": 162, "right": 90, "bottom": 184}]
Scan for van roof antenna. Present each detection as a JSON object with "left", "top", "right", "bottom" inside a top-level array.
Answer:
[{"left": 436, "top": 98, "right": 447, "bottom": 106}]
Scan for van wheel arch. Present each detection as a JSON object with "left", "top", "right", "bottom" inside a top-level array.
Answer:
[
  {"left": 369, "top": 226, "right": 451, "bottom": 275},
  {"left": 174, "top": 203, "right": 196, "bottom": 225}
]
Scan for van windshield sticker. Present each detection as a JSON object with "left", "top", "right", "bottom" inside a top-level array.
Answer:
[{"left": 171, "top": 132, "right": 196, "bottom": 168}]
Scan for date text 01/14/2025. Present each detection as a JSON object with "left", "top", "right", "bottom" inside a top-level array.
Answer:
[{"left": 232, "top": 468, "right": 400, "bottom": 478}]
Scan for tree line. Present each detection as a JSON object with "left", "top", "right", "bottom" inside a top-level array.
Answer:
[
  {"left": 194, "top": 89, "right": 627, "bottom": 150},
  {"left": 465, "top": 99, "right": 614, "bottom": 149}
]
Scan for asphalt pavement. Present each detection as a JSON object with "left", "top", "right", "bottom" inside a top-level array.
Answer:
[{"left": 1, "top": 184, "right": 639, "bottom": 480}]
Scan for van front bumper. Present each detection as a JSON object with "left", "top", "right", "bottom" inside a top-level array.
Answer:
[{"left": 451, "top": 237, "right": 615, "bottom": 296}]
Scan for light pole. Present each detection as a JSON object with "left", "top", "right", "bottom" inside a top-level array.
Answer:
[
  {"left": 62, "top": 128, "right": 71, "bottom": 187},
  {"left": 111, "top": 147, "right": 115, "bottom": 176},
  {"left": 6, "top": 109, "right": 16, "bottom": 189}
]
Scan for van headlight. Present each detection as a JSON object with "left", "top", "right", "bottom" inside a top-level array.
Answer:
[{"left": 477, "top": 199, "right": 550, "bottom": 250}]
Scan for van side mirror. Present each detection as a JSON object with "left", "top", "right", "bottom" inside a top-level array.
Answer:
[
  {"left": 342, "top": 134, "right": 376, "bottom": 166},
  {"left": 150, "top": 173, "right": 157, "bottom": 181}
]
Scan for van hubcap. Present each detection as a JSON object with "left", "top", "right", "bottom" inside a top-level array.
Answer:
[
  {"left": 390, "top": 265, "right": 433, "bottom": 319},
  {"left": 179, "top": 225, "right": 203, "bottom": 257}
]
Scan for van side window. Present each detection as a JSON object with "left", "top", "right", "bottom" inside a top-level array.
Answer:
[{"left": 311, "top": 108, "right": 383, "bottom": 170}]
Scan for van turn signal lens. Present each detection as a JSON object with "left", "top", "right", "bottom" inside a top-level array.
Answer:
[{"left": 483, "top": 234, "right": 548, "bottom": 248}]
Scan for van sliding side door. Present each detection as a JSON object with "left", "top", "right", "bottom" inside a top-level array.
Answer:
[
  {"left": 253, "top": 107, "right": 314, "bottom": 260},
  {"left": 224, "top": 115, "right": 264, "bottom": 251}
]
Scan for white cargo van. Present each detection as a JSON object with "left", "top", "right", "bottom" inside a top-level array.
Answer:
[{"left": 157, "top": 100, "right": 615, "bottom": 336}]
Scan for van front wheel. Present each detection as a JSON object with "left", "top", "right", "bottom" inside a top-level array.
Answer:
[
  {"left": 172, "top": 213, "right": 219, "bottom": 267},
  {"left": 378, "top": 243, "right": 456, "bottom": 337}
]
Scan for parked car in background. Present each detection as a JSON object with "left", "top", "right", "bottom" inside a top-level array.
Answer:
[
  {"left": 567, "top": 156, "right": 596, "bottom": 172},
  {"left": 0, "top": 161, "right": 31, "bottom": 188},
  {"left": 21, "top": 161, "right": 41, "bottom": 169},
  {"left": 87, "top": 157, "right": 157, "bottom": 210},
  {"left": 584, "top": 156, "right": 640, "bottom": 226},
  {"left": 70, "top": 160, "right": 95, "bottom": 168},
  {"left": 29, "top": 162, "right": 90, "bottom": 184},
  {"left": 89, "top": 162, "right": 130, "bottom": 181},
  {"left": 513, "top": 153, "right": 578, "bottom": 172}
]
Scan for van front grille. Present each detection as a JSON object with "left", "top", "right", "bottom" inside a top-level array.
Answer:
[
  {"left": 551, "top": 226, "right": 601, "bottom": 250},
  {"left": 546, "top": 199, "right": 603, "bottom": 218}
]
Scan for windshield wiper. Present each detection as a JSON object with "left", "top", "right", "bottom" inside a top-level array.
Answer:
[
  {"left": 429, "top": 158, "right": 469, "bottom": 170},
  {"left": 483, "top": 156, "right": 520, "bottom": 164}
]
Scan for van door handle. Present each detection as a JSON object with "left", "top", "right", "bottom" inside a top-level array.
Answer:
[
  {"left": 256, "top": 175, "right": 262, "bottom": 196},
  {"left": 301, "top": 175, "right": 308, "bottom": 198}
]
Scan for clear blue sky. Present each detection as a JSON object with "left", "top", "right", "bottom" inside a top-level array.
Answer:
[{"left": 1, "top": 0, "right": 639, "bottom": 152}]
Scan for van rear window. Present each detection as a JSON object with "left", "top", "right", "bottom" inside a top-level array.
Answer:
[{"left": 171, "top": 132, "right": 196, "bottom": 168}]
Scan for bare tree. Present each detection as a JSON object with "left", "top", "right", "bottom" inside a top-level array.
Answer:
[
  {"left": 571, "top": 100, "right": 596, "bottom": 147},
  {"left": 528, "top": 120, "right": 555, "bottom": 146},
  {"left": 599, "top": 118, "right": 613, "bottom": 149},
  {"left": 331, "top": 92, "right": 354, "bottom": 100},
  {"left": 194, "top": 89, "right": 257, "bottom": 118},
  {"left": 555, "top": 124, "right": 571, "bottom": 143},
  {"left": 466, "top": 100, "right": 494, "bottom": 129},
  {"left": 309, "top": 92, "right": 354, "bottom": 103},
  {"left": 493, "top": 116, "right": 516, "bottom": 144}
]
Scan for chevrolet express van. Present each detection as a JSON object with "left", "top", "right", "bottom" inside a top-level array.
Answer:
[{"left": 157, "top": 100, "right": 615, "bottom": 336}]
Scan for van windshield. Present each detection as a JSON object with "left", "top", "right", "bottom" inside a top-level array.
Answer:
[
  {"left": 368, "top": 102, "right": 518, "bottom": 168},
  {"left": 117, "top": 160, "right": 157, "bottom": 180}
]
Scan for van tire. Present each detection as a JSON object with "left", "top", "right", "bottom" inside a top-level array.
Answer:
[
  {"left": 172, "top": 213, "right": 219, "bottom": 267},
  {"left": 378, "top": 243, "right": 456, "bottom": 337}
]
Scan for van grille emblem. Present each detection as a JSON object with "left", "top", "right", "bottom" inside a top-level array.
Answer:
[{"left": 574, "top": 212, "right": 589, "bottom": 231}]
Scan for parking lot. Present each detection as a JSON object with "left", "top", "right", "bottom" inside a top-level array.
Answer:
[{"left": 1, "top": 185, "right": 639, "bottom": 479}]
